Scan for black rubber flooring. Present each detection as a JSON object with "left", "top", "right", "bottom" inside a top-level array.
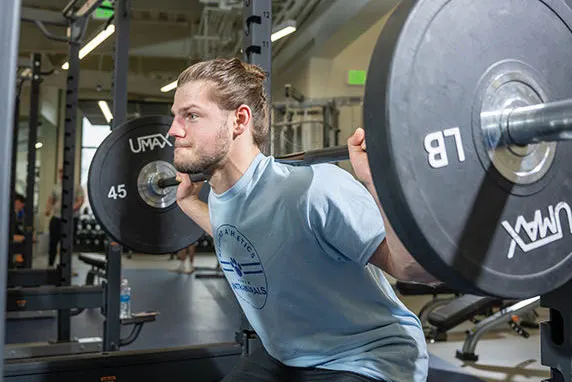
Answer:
[{"left": 5, "top": 267, "right": 242, "bottom": 351}]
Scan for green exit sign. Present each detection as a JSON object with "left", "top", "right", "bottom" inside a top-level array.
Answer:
[
  {"left": 94, "top": 0, "right": 114, "bottom": 19},
  {"left": 347, "top": 70, "right": 367, "bottom": 85}
]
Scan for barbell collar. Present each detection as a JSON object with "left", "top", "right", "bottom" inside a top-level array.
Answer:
[{"left": 506, "top": 98, "right": 572, "bottom": 146}]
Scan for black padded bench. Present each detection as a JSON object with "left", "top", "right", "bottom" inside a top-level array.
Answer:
[
  {"left": 428, "top": 295, "right": 502, "bottom": 333},
  {"left": 79, "top": 253, "right": 106, "bottom": 268},
  {"left": 396, "top": 281, "right": 459, "bottom": 296},
  {"left": 396, "top": 281, "right": 462, "bottom": 341},
  {"left": 78, "top": 253, "right": 107, "bottom": 285}
]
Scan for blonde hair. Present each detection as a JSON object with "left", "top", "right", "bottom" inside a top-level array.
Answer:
[{"left": 177, "top": 58, "right": 269, "bottom": 148}]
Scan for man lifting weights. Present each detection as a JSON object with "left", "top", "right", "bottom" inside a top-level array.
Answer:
[{"left": 168, "top": 58, "right": 437, "bottom": 382}]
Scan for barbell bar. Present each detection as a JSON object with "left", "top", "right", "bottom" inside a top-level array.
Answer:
[{"left": 155, "top": 97, "right": 572, "bottom": 189}]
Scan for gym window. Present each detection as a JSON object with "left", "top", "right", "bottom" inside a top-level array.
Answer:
[{"left": 81, "top": 117, "right": 111, "bottom": 186}]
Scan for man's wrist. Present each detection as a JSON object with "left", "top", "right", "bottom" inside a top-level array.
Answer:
[{"left": 178, "top": 196, "right": 206, "bottom": 210}]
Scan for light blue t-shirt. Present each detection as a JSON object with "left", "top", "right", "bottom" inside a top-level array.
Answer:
[{"left": 208, "top": 153, "right": 428, "bottom": 382}]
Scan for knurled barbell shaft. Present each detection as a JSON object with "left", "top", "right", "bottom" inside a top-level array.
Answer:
[
  {"left": 506, "top": 98, "right": 572, "bottom": 146},
  {"left": 158, "top": 146, "right": 352, "bottom": 187},
  {"left": 277, "top": 145, "right": 350, "bottom": 164},
  {"left": 283, "top": 99, "right": 572, "bottom": 157}
]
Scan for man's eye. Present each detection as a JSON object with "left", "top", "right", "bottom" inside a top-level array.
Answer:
[{"left": 185, "top": 113, "right": 198, "bottom": 121}]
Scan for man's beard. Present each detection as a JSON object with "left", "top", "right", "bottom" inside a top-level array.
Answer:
[{"left": 174, "top": 126, "right": 230, "bottom": 174}]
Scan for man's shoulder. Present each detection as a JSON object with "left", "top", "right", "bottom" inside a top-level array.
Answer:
[
  {"left": 259, "top": 160, "right": 363, "bottom": 203},
  {"left": 304, "top": 163, "right": 376, "bottom": 216},
  {"left": 311, "top": 163, "right": 353, "bottom": 178},
  {"left": 309, "top": 164, "right": 363, "bottom": 192},
  {"left": 256, "top": 160, "right": 315, "bottom": 201},
  {"left": 263, "top": 158, "right": 313, "bottom": 184}
]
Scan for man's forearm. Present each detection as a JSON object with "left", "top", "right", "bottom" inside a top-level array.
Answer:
[
  {"left": 365, "top": 181, "right": 440, "bottom": 284},
  {"left": 46, "top": 199, "right": 53, "bottom": 216},
  {"left": 177, "top": 198, "right": 212, "bottom": 236},
  {"left": 386, "top": 246, "right": 440, "bottom": 284}
]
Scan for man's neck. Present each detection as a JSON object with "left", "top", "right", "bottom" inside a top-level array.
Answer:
[{"left": 208, "top": 145, "right": 261, "bottom": 194}]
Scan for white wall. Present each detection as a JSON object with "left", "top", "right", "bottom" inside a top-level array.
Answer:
[
  {"left": 14, "top": 83, "right": 61, "bottom": 233},
  {"left": 40, "top": 86, "right": 59, "bottom": 126},
  {"left": 272, "top": 57, "right": 312, "bottom": 103},
  {"left": 270, "top": 11, "right": 392, "bottom": 173}
]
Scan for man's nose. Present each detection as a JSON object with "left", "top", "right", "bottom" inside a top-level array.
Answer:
[{"left": 168, "top": 118, "right": 185, "bottom": 137}]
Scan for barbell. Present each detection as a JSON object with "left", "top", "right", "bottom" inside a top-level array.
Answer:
[{"left": 89, "top": 0, "right": 572, "bottom": 299}]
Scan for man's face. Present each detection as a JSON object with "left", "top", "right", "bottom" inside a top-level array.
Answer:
[
  {"left": 14, "top": 200, "right": 24, "bottom": 213},
  {"left": 168, "top": 81, "right": 233, "bottom": 174}
]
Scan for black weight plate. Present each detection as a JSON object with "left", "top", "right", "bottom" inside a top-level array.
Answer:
[
  {"left": 364, "top": 0, "right": 572, "bottom": 298},
  {"left": 88, "top": 116, "right": 209, "bottom": 254}
]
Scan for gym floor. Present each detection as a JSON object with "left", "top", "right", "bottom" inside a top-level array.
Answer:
[{"left": 6, "top": 252, "right": 550, "bottom": 382}]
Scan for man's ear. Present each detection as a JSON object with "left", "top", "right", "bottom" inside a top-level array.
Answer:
[{"left": 233, "top": 104, "right": 252, "bottom": 138}]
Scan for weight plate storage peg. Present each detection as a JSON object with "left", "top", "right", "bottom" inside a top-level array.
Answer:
[
  {"left": 363, "top": 0, "right": 572, "bottom": 299},
  {"left": 88, "top": 116, "right": 210, "bottom": 254}
]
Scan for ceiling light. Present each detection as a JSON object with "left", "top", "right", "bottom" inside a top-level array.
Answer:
[
  {"left": 271, "top": 20, "right": 296, "bottom": 42},
  {"left": 159, "top": 20, "right": 297, "bottom": 92},
  {"left": 160, "top": 80, "right": 178, "bottom": 93},
  {"left": 98, "top": 100, "right": 113, "bottom": 123},
  {"left": 61, "top": 24, "right": 116, "bottom": 70}
]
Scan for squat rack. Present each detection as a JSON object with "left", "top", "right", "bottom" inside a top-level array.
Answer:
[
  {"left": 7, "top": 52, "right": 46, "bottom": 271},
  {"left": 3, "top": 1, "right": 272, "bottom": 380},
  {"left": 4, "top": 0, "right": 154, "bottom": 361}
]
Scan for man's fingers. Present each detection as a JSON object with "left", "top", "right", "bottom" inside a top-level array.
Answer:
[
  {"left": 348, "top": 128, "right": 366, "bottom": 151},
  {"left": 176, "top": 172, "right": 190, "bottom": 184}
]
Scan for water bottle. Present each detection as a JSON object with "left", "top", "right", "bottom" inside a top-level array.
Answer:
[{"left": 120, "top": 278, "right": 131, "bottom": 319}]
